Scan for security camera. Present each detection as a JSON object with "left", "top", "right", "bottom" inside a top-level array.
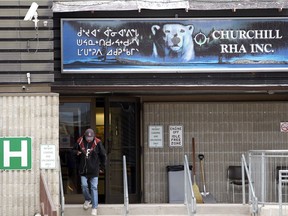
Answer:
[
  {"left": 24, "top": 2, "right": 38, "bottom": 21},
  {"left": 24, "top": 2, "right": 39, "bottom": 28}
]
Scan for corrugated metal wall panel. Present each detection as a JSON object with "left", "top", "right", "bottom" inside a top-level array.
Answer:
[
  {"left": 0, "top": 19, "right": 53, "bottom": 28},
  {"left": 0, "top": 1, "right": 54, "bottom": 84},
  {"left": 0, "top": 8, "right": 52, "bottom": 17},
  {"left": 0, "top": 30, "right": 53, "bottom": 39},
  {"left": 0, "top": 1, "right": 52, "bottom": 6},
  {"left": 0, "top": 93, "right": 59, "bottom": 216},
  {"left": 0, "top": 41, "right": 53, "bottom": 50},
  {"left": 143, "top": 102, "right": 288, "bottom": 203},
  {"left": 0, "top": 63, "right": 54, "bottom": 72},
  {"left": 0, "top": 52, "right": 53, "bottom": 61}
]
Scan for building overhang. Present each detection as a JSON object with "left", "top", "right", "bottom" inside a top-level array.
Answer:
[
  {"left": 52, "top": 0, "right": 288, "bottom": 13},
  {"left": 52, "top": 83, "right": 288, "bottom": 96}
]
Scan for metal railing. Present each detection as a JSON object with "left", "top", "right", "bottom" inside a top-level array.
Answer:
[
  {"left": 59, "top": 156, "right": 65, "bottom": 216},
  {"left": 279, "top": 170, "right": 288, "bottom": 216},
  {"left": 184, "top": 154, "right": 196, "bottom": 216},
  {"left": 241, "top": 154, "right": 259, "bottom": 215},
  {"left": 247, "top": 150, "right": 288, "bottom": 203},
  {"left": 242, "top": 150, "right": 288, "bottom": 216},
  {"left": 123, "top": 155, "right": 129, "bottom": 216}
]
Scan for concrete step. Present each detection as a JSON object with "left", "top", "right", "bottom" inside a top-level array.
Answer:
[
  {"left": 64, "top": 204, "right": 128, "bottom": 216},
  {"left": 64, "top": 204, "right": 187, "bottom": 216},
  {"left": 261, "top": 204, "right": 288, "bottom": 216},
  {"left": 196, "top": 203, "right": 250, "bottom": 215},
  {"left": 64, "top": 203, "right": 250, "bottom": 216}
]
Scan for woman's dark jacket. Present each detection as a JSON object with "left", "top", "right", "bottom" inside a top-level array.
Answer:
[{"left": 73, "top": 136, "right": 107, "bottom": 178}]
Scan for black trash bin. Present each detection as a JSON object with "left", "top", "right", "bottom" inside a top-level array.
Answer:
[{"left": 167, "top": 165, "right": 192, "bottom": 203}]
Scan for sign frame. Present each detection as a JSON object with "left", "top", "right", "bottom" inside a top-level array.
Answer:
[{"left": 61, "top": 17, "right": 288, "bottom": 74}]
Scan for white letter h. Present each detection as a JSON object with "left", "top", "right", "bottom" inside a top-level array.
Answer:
[{"left": 4, "top": 140, "right": 28, "bottom": 167}]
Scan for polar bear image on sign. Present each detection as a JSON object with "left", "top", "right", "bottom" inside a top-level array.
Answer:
[{"left": 151, "top": 23, "right": 195, "bottom": 62}]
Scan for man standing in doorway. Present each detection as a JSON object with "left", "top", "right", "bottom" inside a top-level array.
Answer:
[{"left": 74, "top": 128, "right": 107, "bottom": 216}]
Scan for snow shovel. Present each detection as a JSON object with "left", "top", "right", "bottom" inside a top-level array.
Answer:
[
  {"left": 198, "top": 153, "right": 217, "bottom": 203},
  {"left": 198, "top": 153, "right": 209, "bottom": 196},
  {"left": 192, "top": 138, "right": 203, "bottom": 203}
]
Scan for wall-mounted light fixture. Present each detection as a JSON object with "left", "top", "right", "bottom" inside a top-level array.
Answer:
[{"left": 27, "top": 73, "right": 31, "bottom": 85}]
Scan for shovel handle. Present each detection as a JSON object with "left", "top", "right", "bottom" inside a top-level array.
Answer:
[
  {"left": 192, "top": 138, "right": 196, "bottom": 175},
  {"left": 199, "top": 154, "right": 207, "bottom": 193}
]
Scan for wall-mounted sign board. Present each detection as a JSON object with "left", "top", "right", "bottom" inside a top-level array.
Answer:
[
  {"left": 148, "top": 125, "right": 164, "bottom": 148},
  {"left": 0, "top": 137, "right": 32, "bottom": 170},
  {"left": 40, "top": 144, "right": 56, "bottom": 169},
  {"left": 61, "top": 18, "right": 288, "bottom": 73},
  {"left": 169, "top": 125, "right": 183, "bottom": 147}
]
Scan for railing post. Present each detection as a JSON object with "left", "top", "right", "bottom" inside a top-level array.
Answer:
[
  {"left": 123, "top": 155, "right": 129, "bottom": 216},
  {"left": 184, "top": 156, "right": 187, "bottom": 205},
  {"left": 241, "top": 156, "right": 245, "bottom": 204},
  {"left": 248, "top": 152, "right": 252, "bottom": 203},
  {"left": 279, "top": 171, "right": 282, "bottom": 216},
  {"left": 261, "top": 152, "right": 265, "bottom": 204},
  {"left": 184, "top": 154, "right": 195, "bottom": 216},
  {"left": 242, "top": 154, "right": 258, "bottom": 215}
]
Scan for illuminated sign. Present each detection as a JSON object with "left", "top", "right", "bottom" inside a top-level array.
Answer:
[{"left": 61, "top": 18, "right": 288, "bottom": 73}]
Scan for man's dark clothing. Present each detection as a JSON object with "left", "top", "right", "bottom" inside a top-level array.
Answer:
[{"left": 74, "top": 136, "right": 106, "bottom": 178}]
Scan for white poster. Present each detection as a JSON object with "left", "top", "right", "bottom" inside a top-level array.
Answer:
[
  {"left": 40, "top": 144, "right": 56, "bottom": 169},
  {"left": 169, "top": 125, "right": 183, "bottom": 147},
  {"left": 148, "top": 125, "right": 163, "bottom": 148}
]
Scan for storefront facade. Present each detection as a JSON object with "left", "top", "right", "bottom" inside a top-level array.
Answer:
[{"left": 1, "top": 0, "right": 288, "bottom": 215}]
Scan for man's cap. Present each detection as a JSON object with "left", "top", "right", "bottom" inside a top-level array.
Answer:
[{"left": 84, "top": 128, "right": 95, "bottom": 138}]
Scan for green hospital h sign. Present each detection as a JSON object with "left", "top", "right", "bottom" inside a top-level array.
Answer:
[{"left": 0, "top": 137, "right": 32, "bottom": 170}]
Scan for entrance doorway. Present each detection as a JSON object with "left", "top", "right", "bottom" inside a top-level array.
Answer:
[
  {"left": 103, "top": 98, "right": 141, "bottom": 203},
  {"left": 59, "top": 97, "right": 141, "bottom": 204}
]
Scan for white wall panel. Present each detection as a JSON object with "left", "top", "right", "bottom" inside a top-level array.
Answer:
[{"left": 0, "top": 93, "right": 59, "bottom": 216}]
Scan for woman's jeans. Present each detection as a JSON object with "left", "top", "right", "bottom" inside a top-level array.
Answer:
[{"left": 81, "top": 176, "right": 99, "bottom": 209}]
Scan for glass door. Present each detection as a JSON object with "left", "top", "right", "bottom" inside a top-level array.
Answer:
[
  {"left": 103, "top": 98, "right": 141, "bottom": 203},
  {"left": 59, "top": 102, "right": 92, "bottom": 204}
]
